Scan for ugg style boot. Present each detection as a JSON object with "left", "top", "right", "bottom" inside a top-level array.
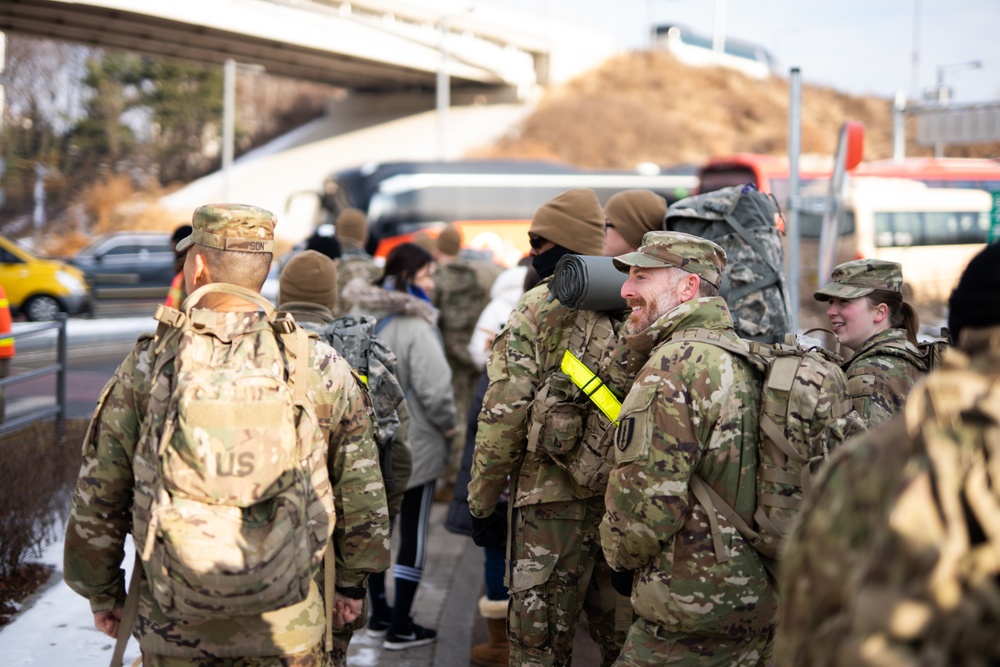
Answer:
[{"left": 471, "top": 596, "right": 509, "bottom": 667}]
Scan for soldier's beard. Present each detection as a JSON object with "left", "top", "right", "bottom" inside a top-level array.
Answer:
[{"left": 626, "top": 295, "right": 665, "bottom": 335}]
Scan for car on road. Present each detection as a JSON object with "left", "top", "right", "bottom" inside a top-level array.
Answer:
[
  {"left": 68, "top": 231, "right": 177, "bottom": 301},
  {"left": 0, "top": 235, "right": 91, "bottom": 321}
]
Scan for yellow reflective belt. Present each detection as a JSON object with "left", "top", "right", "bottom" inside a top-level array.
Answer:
[
  {"left": 359, "top": 373, "right": 369, "bottom": 387},
  {"left": 560, "top": 349, "right": 622, "bottom": 423},
  {"left": 0, "top": 339, "right": 12, "bottom": 348},
  {"left": 0, "top": 298, "right": 8, "bottom": 308}
]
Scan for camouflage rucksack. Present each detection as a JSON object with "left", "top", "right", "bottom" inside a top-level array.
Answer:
[
  {"left": 664, "top": 184, "right": 790, "bottom": 342},
  {"left": 434, "top": 259, "right": 503, "bottom": 367},
  {"left": 527, "top": 310, "right": 625, "bottom": 493},
  {"left": 832, "top": 347, "right": 1000, "bottom": 666},
  {"left": 672, "top": 328, "right": 863, "bottom": 569},
  {"left": 321, "top": 314, "right": 405, "bottom": 491},
  {"left": 852, "top": 328, "right": 952, "bottom": 375},
  {"left": 131, "top": 283, "right": 334, "bottom": 620}
]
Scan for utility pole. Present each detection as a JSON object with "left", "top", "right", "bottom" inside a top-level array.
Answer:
[
  {"left": 712, "top": 0, "right": 727, "bottom": 54},
  {"left": 436, "top": 16, "right": 449, "bottom": 160},
  {"left": 221, "top": 59, "right": 264, "bottom": 201},
  {"left": 222, "top": 58, "right": 235, "bottom": 201},
  {"left": 910, "top": 0, "right": 921, "bottom": 101}
]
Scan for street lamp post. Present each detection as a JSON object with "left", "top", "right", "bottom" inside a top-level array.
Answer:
[
  {"left": 436, "top": 17, "right": 449, "bottom": 161},
  {"left": 222, "top": 59, "right": 265, "bottom": 201}
]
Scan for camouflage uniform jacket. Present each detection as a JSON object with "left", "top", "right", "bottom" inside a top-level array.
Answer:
[
  {"left": 844, "top": 327, "right": 925, "bottom": 428},
  {"left": 600, "top": 296, "right": 778, "bottom": 638},
  {"left": 64, "top": 310, "right": 390, "bottom": 658},
  {"left": 434, "top": 258, "right": 503, "bottom": 369},
  {"left": 468, "top": 279, "right": 628, "bottom": 515},
  {"left": 776, "top": 326, "right": 1000, "bottom": 667},
  {"left": 335, "top": 249, "right": 381, "bottom": 316}
]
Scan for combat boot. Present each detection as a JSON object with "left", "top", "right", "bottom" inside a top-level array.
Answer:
[{"left": 471, "top": 596, "right": 509, "bottom": 667}]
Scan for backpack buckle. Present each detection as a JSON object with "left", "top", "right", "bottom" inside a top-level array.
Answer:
[{"left": 154, "top": 304, "right": 186, "bottom": 329}]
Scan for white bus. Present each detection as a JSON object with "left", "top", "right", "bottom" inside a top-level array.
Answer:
[
  {"left": 798, "top": 177, "right": 991, "bottom": 303},
  {"left": 653, "top": 24, "right": 774, "bottom": 79},
  {"left": 365, "top": 169, "right": 698, "bottom": 265}
]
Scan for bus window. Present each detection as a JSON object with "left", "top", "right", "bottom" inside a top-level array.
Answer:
[
  {"left": 874, "top": 210, "right": 989, "bottom": 247},
  {"left": 366, "top": 171, "right": 698, "bottom": 262}
]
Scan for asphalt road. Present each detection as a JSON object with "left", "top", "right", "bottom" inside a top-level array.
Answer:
[{"left": 5, "top": 342, "right": 133, "bottom": 423}]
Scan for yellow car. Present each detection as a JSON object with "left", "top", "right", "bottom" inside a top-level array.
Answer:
[{"left": 0, "top": 235, "right": 91, "bottom": 321}]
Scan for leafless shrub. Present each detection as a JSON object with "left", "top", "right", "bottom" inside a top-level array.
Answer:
[{"left": 0, "top": 419, "right": 88, "bottom": 578}]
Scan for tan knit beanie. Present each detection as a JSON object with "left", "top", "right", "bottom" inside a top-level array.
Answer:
[
  {"left": 279, "top": 249, "right": 339, "bottom": 311},
  {"left": 335, "top": 208, "right": 368, "bottom": 246},
  {"left": 605, "top": 190, "right": 667, "bottom": 251},
  {"left": 529, "top": 189, "right": 604, "bottom": 256},
  {"left": 436, "top": 224, "right": 462, "bottom": 256},
  {"left": 411, "top": 231, "right": 437, "bottom": 255}
]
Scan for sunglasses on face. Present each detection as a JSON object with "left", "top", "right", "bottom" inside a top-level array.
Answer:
[{"left": 528, "top": 233, "right": 548, "bottom": 250}]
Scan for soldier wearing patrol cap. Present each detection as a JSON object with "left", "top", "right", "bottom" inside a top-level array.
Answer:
[
  {"left": 469, "top": 188, "right": 634, "bottom": 667},
  {"left": 776, "top": 244, "right": 1000, "bottom": 667},
  {"left": 64, "top": 203, "right": 390, "bottom": 666},
  {"left": 600, "top": 230, "right": 778, "bottom": 666},
  {"left": 814, "top": 258, "right": 925, "bottom": 427}
]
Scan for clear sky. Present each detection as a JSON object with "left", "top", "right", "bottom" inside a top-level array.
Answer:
[{"left": 500, "top": 0, "right": 1000, "bottom": 105}]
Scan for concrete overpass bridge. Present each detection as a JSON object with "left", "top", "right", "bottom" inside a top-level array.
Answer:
[{"left": 0, "top": 0, "right": 572, "bottom": 96}]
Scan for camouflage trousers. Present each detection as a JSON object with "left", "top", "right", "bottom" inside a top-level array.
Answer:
[
  {"left": 614, "top": 619, "right": 774, "bottom": 667},
  {"left": 141, "top": 643, "right": 329, "bottom": 667},
  {"left": 508, "top": 495, "right": 633, "bottom": 667}
]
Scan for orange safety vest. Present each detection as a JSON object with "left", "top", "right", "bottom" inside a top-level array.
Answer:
[
  {"left": 165, "top": 272, "right": 185, "bottom": 309},
  {"left": 0, "top": 285, "right": 15, "bottom": 359}
]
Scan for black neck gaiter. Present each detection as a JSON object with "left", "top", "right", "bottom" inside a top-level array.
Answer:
[{"left": 532, "top": 245, "right": 575, "bottom": 281}]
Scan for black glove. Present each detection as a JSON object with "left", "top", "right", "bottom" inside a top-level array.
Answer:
[
  {"left": 471, "top": 510, "right": 507, "bottom": 548},
  {"left": 609, "top": 569, "right": 635, "bottom": 597}
]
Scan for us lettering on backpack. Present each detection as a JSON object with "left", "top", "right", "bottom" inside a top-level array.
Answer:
[
  {"left": 131, "top": 283, "right": 334, "bottom": 620},
  {"left": 673, "top": 327, "right": 863, "bottom": 571}
]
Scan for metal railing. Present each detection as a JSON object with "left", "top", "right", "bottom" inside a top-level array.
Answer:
[{"left": 0, "top": 314, "right": 67, "bottom": 437}]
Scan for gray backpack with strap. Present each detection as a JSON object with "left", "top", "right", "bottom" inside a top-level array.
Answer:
[
  {"left": 321, "top": 314, "right": 405, "bottom": 492},
  {"left": 670, "top": 327, "right": 863, "bottom": 573},
  {"left": 664, "top": 184, "right": 790, "bottom": 342}
]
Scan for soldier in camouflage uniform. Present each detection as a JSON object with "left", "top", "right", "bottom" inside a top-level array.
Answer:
[
  {"left": 601, "top": 231, "right": 778, "bottom": 667},
  {"left": 334, "top": 208, "right": 381, "bottom": 316},
  {"left": 278, "top": 249, "right": 412, "bottom": 666},
  {"left": 469, "top": 189, "right": 633, "bottom": 667},
  {"left": 814, "top": 259, "right": 925, "bottom": 427},
  {"left": 777, "top": 244, "right": 1000, "bottom": 667},
  {"left": 64, "top": 204, "right": 390, "bottom": 667},
  {"left": 433, "top": 224, "right": 504, "bottom": 498}
]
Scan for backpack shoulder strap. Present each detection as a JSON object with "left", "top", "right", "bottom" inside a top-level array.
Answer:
[
  {"left": 181, "top": 282, "right": 276, "bottom": 316},
  {"left": 373, "top": 314, "right": 397, "bottom": 335},
  {"left": 720, "top": 190, "right": 785, "bottom": 302},
  {"left": 666, "top": 326, "right": 756, "bottom": 363},
  {"left": 853, "top": 336, "right": 931, "bottom": 372}
]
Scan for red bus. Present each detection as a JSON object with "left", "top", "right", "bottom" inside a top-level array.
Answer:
[
  {"left": 853, "top": 157, "right": 1000, "bottom": 190},
  {"left": 698, "top": 153, "right": 1000, "bottom": 201}
]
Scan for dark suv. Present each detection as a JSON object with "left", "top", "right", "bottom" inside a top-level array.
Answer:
[{"left": 69, "top": 232, "right": 176, "bottom": 301}]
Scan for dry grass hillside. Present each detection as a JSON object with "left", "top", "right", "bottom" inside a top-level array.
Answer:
[{"left": 479, "top": 51, "right": 998, "bottom": 168}]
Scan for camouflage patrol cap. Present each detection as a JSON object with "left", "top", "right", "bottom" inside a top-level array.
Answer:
[
  {"left": 813, "top": 259, "right": 902, "bottom": 301},
  {"left": 613, "top": 230, "right": 726, "bottom": 287},
  {"left": 175, "top": 203, "right": 275, "bottom": 254}
]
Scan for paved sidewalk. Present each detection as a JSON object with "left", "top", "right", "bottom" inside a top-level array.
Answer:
[{"left": 346, "top": 503, "right": 481, "bottom": 667}]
